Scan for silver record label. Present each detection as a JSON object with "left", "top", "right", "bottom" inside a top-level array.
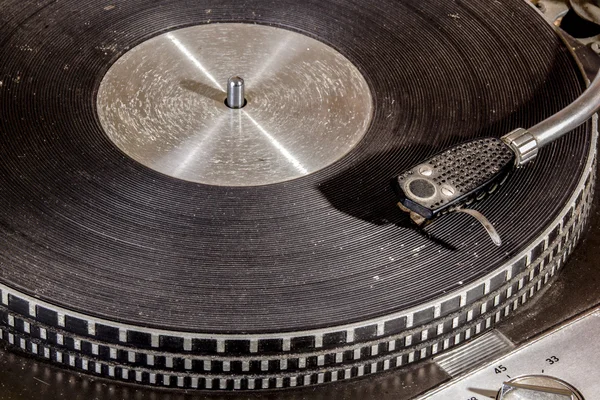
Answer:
[{"left": 97, "top": 23, "right": 373, "bottom": 186}]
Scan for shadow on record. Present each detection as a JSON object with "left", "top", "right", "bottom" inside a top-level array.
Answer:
[{"left": 317, "top": 143, "right": 457, "bottom": 251}]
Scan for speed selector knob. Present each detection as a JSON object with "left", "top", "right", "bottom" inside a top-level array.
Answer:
[{"left": 496, "top": 375, "right": 584, "bottom": 400}]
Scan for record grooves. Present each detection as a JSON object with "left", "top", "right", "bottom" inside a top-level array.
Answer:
[{"left": 0, "top": 0, "right": 596, "bottom": 390}]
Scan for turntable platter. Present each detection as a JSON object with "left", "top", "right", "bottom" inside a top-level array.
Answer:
[{"left": 0, "top": 0, "right": 594, "bottom": 390}]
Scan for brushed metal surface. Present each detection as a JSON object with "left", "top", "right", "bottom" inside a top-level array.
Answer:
[
  {"left": 424, "top": 309, "right": 600, "bottom": 399},
  {"left": 97, "top": 23, "right": 373, "bottom": 186},
  {"left": 434, "top": 330, "right": 514, "bottom": 377}
]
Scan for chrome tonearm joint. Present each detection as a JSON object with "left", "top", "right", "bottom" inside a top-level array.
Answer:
[
  {"left": 392, "top": 69, "right": 600, "bottom": 246},
  {"left": 504, "top": 65, "right": 600, "bottom": 166}
]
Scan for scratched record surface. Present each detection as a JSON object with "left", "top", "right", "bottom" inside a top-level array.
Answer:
[{"left": 0, "top": 0, "right": 596, "bottom": 390}]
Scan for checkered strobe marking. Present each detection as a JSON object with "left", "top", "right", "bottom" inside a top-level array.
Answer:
[
  {"left": 0, "top": 217, "right": 589, "bottom": 390},
  {"left": 0, "top": 155, "right": 595, "bottom": 389}
]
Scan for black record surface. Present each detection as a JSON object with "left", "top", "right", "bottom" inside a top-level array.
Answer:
[{"left": 0, "top": 0, "right": 591, "bottom": 334}]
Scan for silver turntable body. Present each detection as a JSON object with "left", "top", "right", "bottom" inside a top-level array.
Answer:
[{"left": 426, "top": 308, "right": 599, "bottom": 399}]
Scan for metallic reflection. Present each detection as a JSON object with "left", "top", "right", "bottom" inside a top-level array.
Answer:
[
  {"left": 166, "top": 33, "right": 224, "bottom": 91},
  {"left": 244, "top": 111, "right": 308, "bottom": 174},
  {"left": 97, "top": 24, "right": 373, "bottom": 186}
]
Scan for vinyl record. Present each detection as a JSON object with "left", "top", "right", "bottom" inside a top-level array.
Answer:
[{"left": 0, "top": 0, "right": 595, "bottom": 390}]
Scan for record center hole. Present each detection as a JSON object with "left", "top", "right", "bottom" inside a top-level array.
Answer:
[{"left": 224, "top": 98, "right": 248, "bottom": 109}]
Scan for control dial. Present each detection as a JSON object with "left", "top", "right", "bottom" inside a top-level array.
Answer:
[{"left": 497, "top": 375, "right": 584, "bottom": 400}]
